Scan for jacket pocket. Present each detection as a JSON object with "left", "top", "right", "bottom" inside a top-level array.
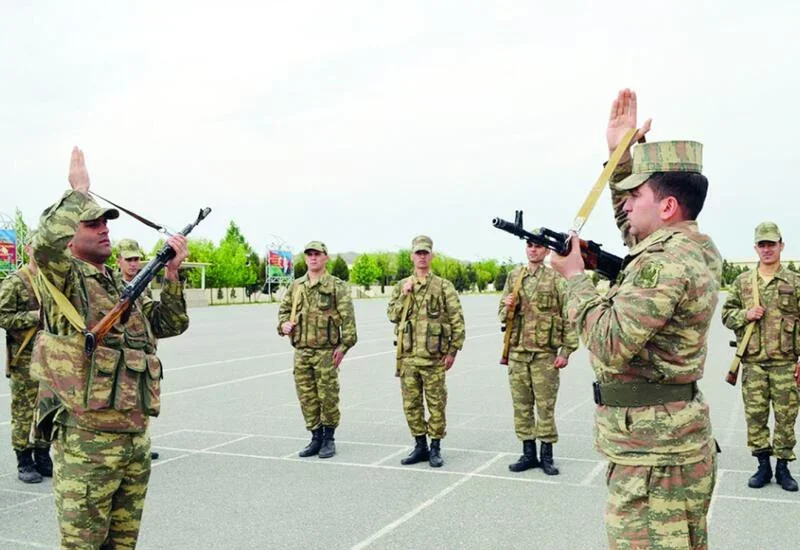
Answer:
[
  {"left": 86, "top": 345, "right": 120, "bottom": 411},
  {"left": 426, "top": 322, "right": 443, "bottom": 354},
  {"left": 781, "top": 318, "right": 796, "bottom": 354},
  {"left": 114, "top": 349, "right": 145, "bottom": 411},
  {"left": 142, "top": 355, "right": 163, "bottom": 416},
  {"left": 550, "top": 317, "right": 564, "bottom": 348}
]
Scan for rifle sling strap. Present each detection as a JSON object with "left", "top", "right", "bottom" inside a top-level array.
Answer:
[
  {"left": 37, "top": 272, "right": 86, "bottom": 333},
  {"left": 727, "top": 268, "right": 760, "bottom": 378}
]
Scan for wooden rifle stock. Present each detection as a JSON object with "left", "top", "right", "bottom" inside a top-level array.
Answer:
[{"left": 499, "top": 296, "right": 516, "bottom": 365}]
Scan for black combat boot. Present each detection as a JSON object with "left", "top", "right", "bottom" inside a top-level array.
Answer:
[
  {"left": 540, "top": 442, "right": 560, "bottom": 476},
  {"left": 150, "top": 451, "right": 160, "bottom": 460},
  {"left": 775, "top": 459, "right": 799, "bottom": 492},
  {"left": 429, "top": 439, "right": 444, "bottom": 468},
  {"left": 509, "top": 439, "right": 539, "bottom": 472},
  {"left": 748, "top": 452, "right": 773, "bottom": 488},
  {"left": 298, "top": 427, "right": 324, "bottom": 457},
  {"left": 400, "top": 435, "right": 429, "bottom": 465},
  {"left": 33, "top": 446, "right": 53, "bottom": 477},
  {"left": 16, "top": 449, "right": 43, "bottom": 484},
  {"left": 318, "top": 426, "right": 336, "bottom": 459}
]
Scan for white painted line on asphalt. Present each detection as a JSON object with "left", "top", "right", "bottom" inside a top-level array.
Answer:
[
  {"left": 150, "top": 429, "right": 188, "bottom": 440},
  {"left": 281, "top": 450, "right": 300, "bottom": 459},
  {"left": 0, "top": 536, "right": 56, "bottom": 548},
  {"left": 557, "top": 399, "right": 589, "bottom": 420},
  {"left": 721, "top": 393, "right": 744, "bottom": 447},
  {"left": 0, "top": 487, "right": 48, "bottom": 497},
  {"left": 167, "top": 351, "right": 292, "bottom": 372},
  {"left": 0, "top": 421, "right": 9, "bottom": 426},
  {"left": 0, "top": 494, "right": 52, "bottom": 515},
  {"left": 707, "top": 469, "right": 724, "bottom": 525},
  {"left": 580, "top": 461, "right": 607, "bottom": 487},
  {"left": 350, "top": 453, "right": 505, "bottom": 549},
  {"left": 372, "top": 447, "right": 412, "bottom": 466},
  {"left": 715, "top": 493, "right": 800, "bottom": 505},
  {"left": 151, "top": 435, "right": 254, "bottom": 469},
  {"left": 163, "top": 369, "right": 293, "bottom": 396}
]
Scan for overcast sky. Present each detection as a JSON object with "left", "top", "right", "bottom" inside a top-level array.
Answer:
[{"left": 2, "top": 1, "right": 798, "bottom": 265}]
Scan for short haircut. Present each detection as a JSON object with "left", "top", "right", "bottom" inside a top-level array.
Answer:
[{"left": 646, "top": 171, "right": 709, "bottom": 221}]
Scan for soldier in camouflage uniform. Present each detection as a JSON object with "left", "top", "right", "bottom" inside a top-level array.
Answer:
[
  {"left": 552, "top": 90, "right": 721, "bottom": 550},
  {"left": 278, "top": 241, "right": 357, "bottom": 459},
  {"left": 30, "top": 147, "right": 190, "bottom": 549},
  {"left": 0, "top": 234, "right": 51, "bottom": 483},
  {"left": 499, "top": 242, "right": 578, "bottom": 475},
  {"left": 721, "top": 222, "right": 800, "bottom": 492},
  {"left": 387, "top": 235, "right": 465, "bottom": 468}
]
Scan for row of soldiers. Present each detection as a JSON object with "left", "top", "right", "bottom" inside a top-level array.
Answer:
[{"left": 2, "top": 89, "right": 799, "bottom": 549}]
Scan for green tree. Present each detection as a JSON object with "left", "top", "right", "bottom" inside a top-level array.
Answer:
[
  {"left": 186, "top": 238, "right": 217, "bottom": 288},
  {"left": 395, "top": 249, "right": 413, "bottom": 280},
  {"left": 294, "top": 256, "right": 307, "bottom": 278},
  {"left": 788, "top": 261, "right": 798, "bottom": 273},
  {"left": 374, "top": 251, "right": 396, "bottom": 293},
  {"left": 494, "top": 264, "right": 510, "bottom": 291},
  {"left": 331, "top": 255, "right": 349, "bottom": 281},
  {"left": 13, "top": 208, "right": 31, "bottom": 265},
  {"left": 208, "top": 221, "right": 256, "bottom": 288},
  {"left": 350, "top": 253, "right": 381, "bottom": 290}
]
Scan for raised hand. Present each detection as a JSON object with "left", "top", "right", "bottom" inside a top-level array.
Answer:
[
  {"left": 607, "top": 89, "right": 652, "bottom": 158},
  {"left": 68, "top": 146, "right": 91, "bottom": 194}
]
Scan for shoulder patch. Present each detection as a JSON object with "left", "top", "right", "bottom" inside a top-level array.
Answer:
[{"left": 633, "top": 262, "right": 663, "bottom": 288}]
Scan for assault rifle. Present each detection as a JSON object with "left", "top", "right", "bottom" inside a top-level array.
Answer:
[
  {"left": 492, "top": 210, "right": 624, "bottom": 281},
  {"left": 84, "top": 207, "right": 212, "bottom": 354}
]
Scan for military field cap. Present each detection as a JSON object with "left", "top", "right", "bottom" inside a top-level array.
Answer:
[
  {"left": 754, "top": 221, "right": 782, "bottom": 243},
  {"left": 79, "top": 200, "right": 120, "bottom": 222},
  {"left": 411, "top": 235, "right": 433, "bottom": 253},
  {"left": 117, "top": 239, "right": 144, "bottom": 260},
  {"left": 303, "top": 241, "right": 328, "bottom": 254},
  {"left": 616, "top": 140, "right": 704, "bottom": 191}
]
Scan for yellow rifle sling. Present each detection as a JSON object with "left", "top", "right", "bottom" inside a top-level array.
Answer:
[
  {"left": 727, "top": 268, "right": 760, "bottom": 382},
  {"left": 501, "top": 268, "right": 527, "bottom": 358},
  {"left": 37, "top": 271, "right": 87, "bottom": 332},
  {"left": 289, "top": 284, "right": 302, "bottom": 324},
  {"left": 396, "top": 289, "right": 413, "bottom": 362},
  {"left": 9, "top": 267, "right": 43, "bottom": 367}
]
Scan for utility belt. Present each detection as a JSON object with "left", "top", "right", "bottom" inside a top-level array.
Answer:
[{"left": 592, "top": 380, "right": 697, "bottom": 407}]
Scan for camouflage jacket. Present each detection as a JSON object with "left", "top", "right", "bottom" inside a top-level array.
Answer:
[
  {"left": 498, "top": 264, "right": 578, "bottom": 360},
  {"left": 31, "top": 190, "right": 189, "bottom": 434},
  {"left": 388, "top": 273, "right": 465, "bottom": 365},
  {"left": 721, "top": 265, "right": 800, "bottom": 365},
  {"left": 277, "top": 272, "right": 357, "bottom": 352},
  {"left": 0, "top": 266, "right": 41, "bottom": 369},
  {"left": 564, "top": 159, "right": 722, "bottom": 466}
]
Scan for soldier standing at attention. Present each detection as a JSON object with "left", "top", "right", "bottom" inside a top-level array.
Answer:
[
  {"left": 551, "top": 89, "right": 722, "bottom": 549},
  {"left": 278, "top": 241, "right": 356, "bottom": 459},
  {"left": 499, "top": 241, "right": 577, "bottom": 475},
  {"left": 0, "top": 234, "right": 51, "bottom": 483},
  {"left": 31, "top": 147, "right": 190, "bottom": 548},
  {"left": 387, "top": 236, "right": 465, "bottom": 468},
  {"left": 721, "top": 222, "right": 800, "bottom": 492}
]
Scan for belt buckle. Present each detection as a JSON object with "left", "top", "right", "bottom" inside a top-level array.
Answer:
[{"left": 592, "top": 381, "right": 602, "bottom": 405}]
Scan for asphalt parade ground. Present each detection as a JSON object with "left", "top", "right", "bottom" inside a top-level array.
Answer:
[{"left": 1, "top": 294, "right": 799, "bottom": 549}]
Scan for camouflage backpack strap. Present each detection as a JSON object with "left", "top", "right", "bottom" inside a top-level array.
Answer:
[
  {"left": 18, "top": 266, "right": 42, "bottom": 305},
  {"left": 726, "top": 268, "right": 760, "bottom": 385}
]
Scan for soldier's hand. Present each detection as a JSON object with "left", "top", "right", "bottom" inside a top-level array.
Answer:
[
  {"left": 794, "top": 363, "right": 800, "bottom": 387},
  {"left": 607, "top": 89, "right": 651, "bottom": 160},
  {"left": 443, "top": 354, "right": 456, "bottom": 371},
  {"left": 553, "top": 356, "right": 568, "bottom": 369},
  {"left": 746, "top": 306, "right": 766, "bottom": 321},
  {"left": 550, "top": 233, "right": 584, "bottom": 279},
  {"left": 402, "top": 279, "right": 414, "bottom": 295},
  {"left": 164, "top": 235, "right": 189, "bottom": 281},
  {"left": 502, "top": 295, "right": 515, "bottom": 308},
  {"left": 281, "top": 321, "right": 296, "bottom": 335},
  {"left": 332, "top": 348, "right": 345, "bottom": 368},
  {"left": 68, "top": 146, "right": 90, "bottom": 194}
]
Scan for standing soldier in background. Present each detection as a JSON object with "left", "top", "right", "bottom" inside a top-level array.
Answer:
[
  {"left": 388, "top": 235, "right": 465, "bottom": 468},
  {"left": 278, "top": 241, "right": 357, "bottom": 459},
  {"left": 0, "top": 233, "right": 51, "bottom": 483},
  {"left": 721, "top": 222, "right": 800, "bottom": 492},
  {"left": 499, "top": 241, "right": 577, "bottom": 475},
  {"left": 551, "top": 90, "right": 721, "bottom": 549},
  {"left": 31, "top": 147, "right": 190, "bottom": 548}
]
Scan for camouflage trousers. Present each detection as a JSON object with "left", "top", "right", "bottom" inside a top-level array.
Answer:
[
  {"left": 294, "top": 348, "right": 340, "bottom": 430},
  {"left": 741, "top": 362, "right": 799, "bottom": 460},
  {"left": 399, "top": 359, "right": 447, "bottom": 439},
  {"left": 507, "top": 352, "right": 560, "bottom": 443},
  {"left": 605, "top": 443, "right": 717, "bottom": 550},
  {"left": 8, "top": 366, "right": 46, "bottom": 451},
  {"left": 53, "top": 425, "right": 151, "bottom": 550}
]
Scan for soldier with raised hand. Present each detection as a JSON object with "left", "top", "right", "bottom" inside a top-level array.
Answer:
[
  {"left": 278, "top": 241, "right": 356, "bottom": 459},
  {"left": 499, "top": 241, "right": 577, "bottom": 475},
  {"left": 31, "top": 147, "right": 190, "bottom": 548},
  {"left": 0, "top": 233, "right": 51, "bottom": 483},
  {"left": 388, "top": 235, "right": 465, "bottom": 468},
  {"left": 721, "top": 222, "right": 800, "bottom": 492},
  {"left": 551, "top": 89, "right": 722, "bottom": 549}
]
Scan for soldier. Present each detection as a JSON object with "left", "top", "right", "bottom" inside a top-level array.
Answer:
[
  {"left": 116, "top": 238, "right": 161, "bottom": 461},
  {"left": 499, "top": 241, "right": 578, "bottom": 475},
  {"left": 387, "top": 235, "right": 465, "bottom": 468},
  {"left": 551, "top": 89, "right": 721, "bottom": 549},
  {"left": 0, "top": 233, "right": 51, "bottom": 483},
  {"left": 721, "top": 222, "right": 800, "bottom": 492},
  {"left": 278, "top": 241, "right": 356, "bottom": 459},
  {"left": 30, "top": 146, "right": 190, "bottom": 548}
]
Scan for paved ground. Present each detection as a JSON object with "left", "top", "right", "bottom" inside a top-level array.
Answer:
[{"left": 1, "top": 294, "right": 799, "bottom": 549}]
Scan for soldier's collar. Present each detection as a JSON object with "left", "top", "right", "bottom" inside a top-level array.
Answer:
[
  {"left": 74, "top": 257, "right": 112, "bottom": 279},
  {"left": 305, "top": 271, "right": 330, "bottom": 288},
  {"left": 628, "top": 221, "right": 698, "bottom": 257}
]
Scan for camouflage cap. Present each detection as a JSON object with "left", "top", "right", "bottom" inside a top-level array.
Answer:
[
  {"left": 303, "top": 241, "right": 328, "bottom": 254},
  {"left": 411, "top": 235, "right": 433, "bottom": 253},
  {"left": 79, "top": 200, "right": 120, "bottom": 222},
  {"left": 615, "top": 140, "right": 703, "bottom": 191},
  {"left": 754, "top": 221, "right": 782, "bottom": 243},
  {"left": 117, "top": 238, "right": 144, "bottom": 259}
]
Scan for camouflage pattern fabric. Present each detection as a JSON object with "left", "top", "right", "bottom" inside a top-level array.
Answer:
[
  {"left": 293, "top": 348, "right": 341, "bottom": 430},
  {"left": 398, "top": 358, "right": 447, "bottom": 439},
  {"left": 9, "top": 368, "right": 47, "bottom": 451},
  {"left": 507, "top": 352, "right": 560, "bottom": 443},
  {"left": 53, "top": 425, "right": 151, "bottom": 549},
  {"left": 615, "top": 141, "right": 704, "bottom": 191},
  {"left": 605, "top": 442, "right": 716, "bottom": 550},
  {"left": 741, "top": 362, "right": 799, "bottom": 460}
]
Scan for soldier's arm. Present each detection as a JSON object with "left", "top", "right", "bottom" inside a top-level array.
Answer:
[
  {"left": 141, "top": 280, "right": 189, "bottom": 339},
  {"left": 556, "top": 275, "right": 579, "bottom": 359},
  {"left": 386, "top": 282, "right": 403, "bottom": 324},
  {"left": 565, "top": 252, "right": 686, "bottom": 371},
  {"left": 498, "top": 268, "right": 514, "bottom": 322},
  {"left": 33, "top": 190, "right": 92, "bottom": 291},
  {"left": 720, "top": 276, "right": 748, "bottom": 330},
  {"left": 336, "top": 280, "right": 357, "bottom": 352},
  {"left": 276, "top": 282, "right": 295, "bottom": 335},
  {"left": 444, "top": 281, "right": 466, "bottom": 353},
  {"left": 0, "top": 276, "right": 38, "bottom": 330},
  {"left": 609, "top": 158, "right": 637, "bottom": 249}
]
